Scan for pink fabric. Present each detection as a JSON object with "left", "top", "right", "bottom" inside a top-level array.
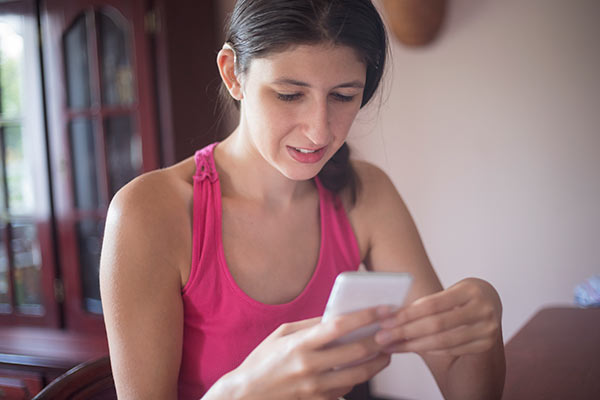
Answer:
[{"left": 177, "top": 143, "right": 360, "bottom": 399}]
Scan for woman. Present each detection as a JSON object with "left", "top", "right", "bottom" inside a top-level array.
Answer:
[{"left": 100, "top": 0, "right": 506, "bottom": 399}]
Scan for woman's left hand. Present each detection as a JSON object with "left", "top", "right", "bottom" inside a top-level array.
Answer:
[{"left": 374, "top": 278, "right": 502, "bottom": 357}]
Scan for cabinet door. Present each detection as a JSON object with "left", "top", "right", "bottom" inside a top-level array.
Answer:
[
  {"left": 0, "top": 0, "right": 59, "bottom": 328},
  {"left": 41, "top": 0, "right": 159, "bottom": 332}
]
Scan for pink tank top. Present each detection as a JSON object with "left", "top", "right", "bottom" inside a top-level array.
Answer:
[{"left": 178, "top": 143, "right": 360, "bottom": 398}]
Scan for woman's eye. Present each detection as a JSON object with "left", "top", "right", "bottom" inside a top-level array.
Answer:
[
  {"left": 277, "top": 93, "right": 302, "bottom": 102},
  {"left": 331, "top": 93, "right": 356, "bottom": 102}
]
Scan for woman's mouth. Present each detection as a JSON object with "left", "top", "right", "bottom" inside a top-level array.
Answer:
[
  {"left": 294, "top": 147, "right": 319, "bottom": 154},
  {"left": 287, "top": 146, "right": 327, "bottom": 163}
]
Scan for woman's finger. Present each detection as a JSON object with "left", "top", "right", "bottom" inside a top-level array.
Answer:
[
  {"left": 425, "top": 337, "right": 498, "bottom": 357},
  {"left": 383, "top": 319, "right": 497, "bottom": 354},
  {"left": 302, "top": 306, "right": 394, "bottom": 348},
  {"left": 376, "top": 299, "right": 484, "bottom": 345},
  {"left": 309, "top": 335, "right": 384, "bottom": 371},
  {"left": 317, "top": 353, "right": 392, "bottom": 392},
  {"left": 391, "top": 284, "right": 473, "bottom": 326}
]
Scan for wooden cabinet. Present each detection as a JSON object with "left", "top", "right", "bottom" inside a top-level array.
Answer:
[
  {"left": 1, "top": 0, "right": 221, "bottom": 396},
  {"left": 41, "top": 0, "right": 160, "bottom": 333}
]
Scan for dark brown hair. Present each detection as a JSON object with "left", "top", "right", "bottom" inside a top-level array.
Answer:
[{"left": 221, "top": 0, "right": 388, "bottom": 203}]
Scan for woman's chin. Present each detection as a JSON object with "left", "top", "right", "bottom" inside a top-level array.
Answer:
[
  {"left": 278, "top": 164, "right": 324, "bottom": 182},
  {"left": 282, "top": 170, "right": 320, "bottom": 182}
]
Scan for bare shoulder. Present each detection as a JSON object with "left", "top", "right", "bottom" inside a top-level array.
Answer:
[
  {"left": 103, "top": 157, "right": 196, "bottom": 282},
  {"left": 349, "top": 158, "right": 414, "bottom": 234},
  {"left": 109, "top": 158, "right": 194, "bottom": 221},
  {"left": 352, "top": 159, "right": 396, "bottom": 192},
  {"left": 349, "top": 159, "right": 403, "bottom": 220}
]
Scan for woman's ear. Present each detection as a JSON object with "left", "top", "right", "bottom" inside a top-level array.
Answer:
[{"left": 217, "top": 47, "right": 244, "bottom": 101}]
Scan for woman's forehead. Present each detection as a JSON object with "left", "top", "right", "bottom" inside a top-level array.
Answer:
[{"left": 246, "top": 44, "right": 366, "bottom": 85}]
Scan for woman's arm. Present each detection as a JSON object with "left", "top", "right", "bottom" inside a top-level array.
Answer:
[
  {"left": 350, "top": 162, "right": 505, "bottom": 400},
  {"left": 100, "top": 172, "right": 190, "bottom": 399}
]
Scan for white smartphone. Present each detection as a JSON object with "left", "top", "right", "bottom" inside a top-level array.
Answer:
[{"left": 322, "top": 271, "right": 413, "bottom": 346}]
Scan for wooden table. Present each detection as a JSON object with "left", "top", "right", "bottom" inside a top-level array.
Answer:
[
  {"left": 0, "top": 327, "right": 108, "bottom": 398},
  {"left": 503, "top": 307, "right": 600, "bottom": 400}
]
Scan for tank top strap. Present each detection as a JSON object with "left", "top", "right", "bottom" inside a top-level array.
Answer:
[
  {"left": 184, "top": 142, "right": 221, "bottom": 295},
  {"left": 313, "top": 177, "right": 361, "bottom": 266},
  {"left": 193, "top": 142, "right": 219, "bottom": 182}
]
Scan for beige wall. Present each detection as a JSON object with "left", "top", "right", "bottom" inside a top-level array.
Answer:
[{"left": 350, "top": 0, "right": 600, "bottom": 398}]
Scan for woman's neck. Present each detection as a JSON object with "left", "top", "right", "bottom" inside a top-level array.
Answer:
[{"left": 215, "top": 130, "right": 315, "bottom": 210}]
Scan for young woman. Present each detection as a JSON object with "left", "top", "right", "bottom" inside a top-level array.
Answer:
[{"left": 100, "top": 0, "right": 506, "bottom": 399}]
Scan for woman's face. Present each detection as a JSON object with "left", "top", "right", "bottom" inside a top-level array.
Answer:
[{"left": 238, "top": 43, "right": 367, "bottom": 181}]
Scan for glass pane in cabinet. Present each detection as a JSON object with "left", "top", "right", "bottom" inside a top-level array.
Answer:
[
  {"left": 11, "top": 222, "right": 43, "bottom": 315},
  {"left": 97, "top": 11, "right": 134, "bottom": 106},
  {"left": 0, "top": 18, "right": 24, "bottom": 119},
  {"left": 69, "top": 118, "right": 100, "bottom": 209},
  {"left": 4, "top": 124, "right": 35, "bottom": 215},
  {"left": 0, "top": 225, "right": 10, "bottom": 312},
  {"left": 63, "top": 14, "right": 92, "bottom": 109},
  {"left": 105, "top": 115, "right": 140, "bottom": 198},
  {"left": 76, "top": 218, "right": 104, "bottom": 314}
]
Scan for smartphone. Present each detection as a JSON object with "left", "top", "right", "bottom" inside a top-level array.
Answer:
[{"left": 322, "top": 271, "right": 413, "bottom": 346}]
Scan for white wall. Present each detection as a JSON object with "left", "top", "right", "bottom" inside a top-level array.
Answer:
[{"left": 349, "top": 0, "right": 600, "bottom": 398}]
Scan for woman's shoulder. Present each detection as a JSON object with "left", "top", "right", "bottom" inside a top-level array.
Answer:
[
  {"left": 104, "top": 157, "right": 196, "bottom": 272},
  {"left": 351, "top": 159, "right": 398, "bottom": 205},
  {"left": 110, "top": 156, "right": 195, "bottom": 220},
  {"left": 347, "top": 159, "right": 408, "bottom": 239},
  {"left": 352, "top": 159, "right": 389, "bottom": 181}
]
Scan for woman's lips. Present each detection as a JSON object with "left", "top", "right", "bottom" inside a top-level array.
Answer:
[{"left": 286, "top": 145, "right": 327, "bottom": 164}]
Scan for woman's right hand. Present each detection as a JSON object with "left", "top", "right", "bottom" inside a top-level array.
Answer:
[{"left": 205, "top": 306, "right": 394, "bottom": 400}]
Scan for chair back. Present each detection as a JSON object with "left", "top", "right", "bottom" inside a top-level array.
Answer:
[{"left": 32, "top": 356, "right": 116, "bottom": 400}]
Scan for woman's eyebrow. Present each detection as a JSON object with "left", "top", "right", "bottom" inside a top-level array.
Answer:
[
  {"left": 272, "top": 78, "right": 310, "bottom": 87},
  {"left": 272, "top": 78, "right": 365, "bottom": 89},
  {"left": 335, "top": 80, "right": 365, "bottom": 89}
]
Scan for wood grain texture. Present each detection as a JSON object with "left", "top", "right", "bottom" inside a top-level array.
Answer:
[{"left": 503, "top": 307, "right": 600, "bottom": 400}]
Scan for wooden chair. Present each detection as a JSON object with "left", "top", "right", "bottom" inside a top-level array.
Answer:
[{"left": 32, "top": 356, "right": 116, "bottom": 400}]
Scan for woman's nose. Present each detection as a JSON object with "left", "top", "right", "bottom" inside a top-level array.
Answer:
[{"left": 305, "top": 101, "right": 330, "bottom": 146}]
